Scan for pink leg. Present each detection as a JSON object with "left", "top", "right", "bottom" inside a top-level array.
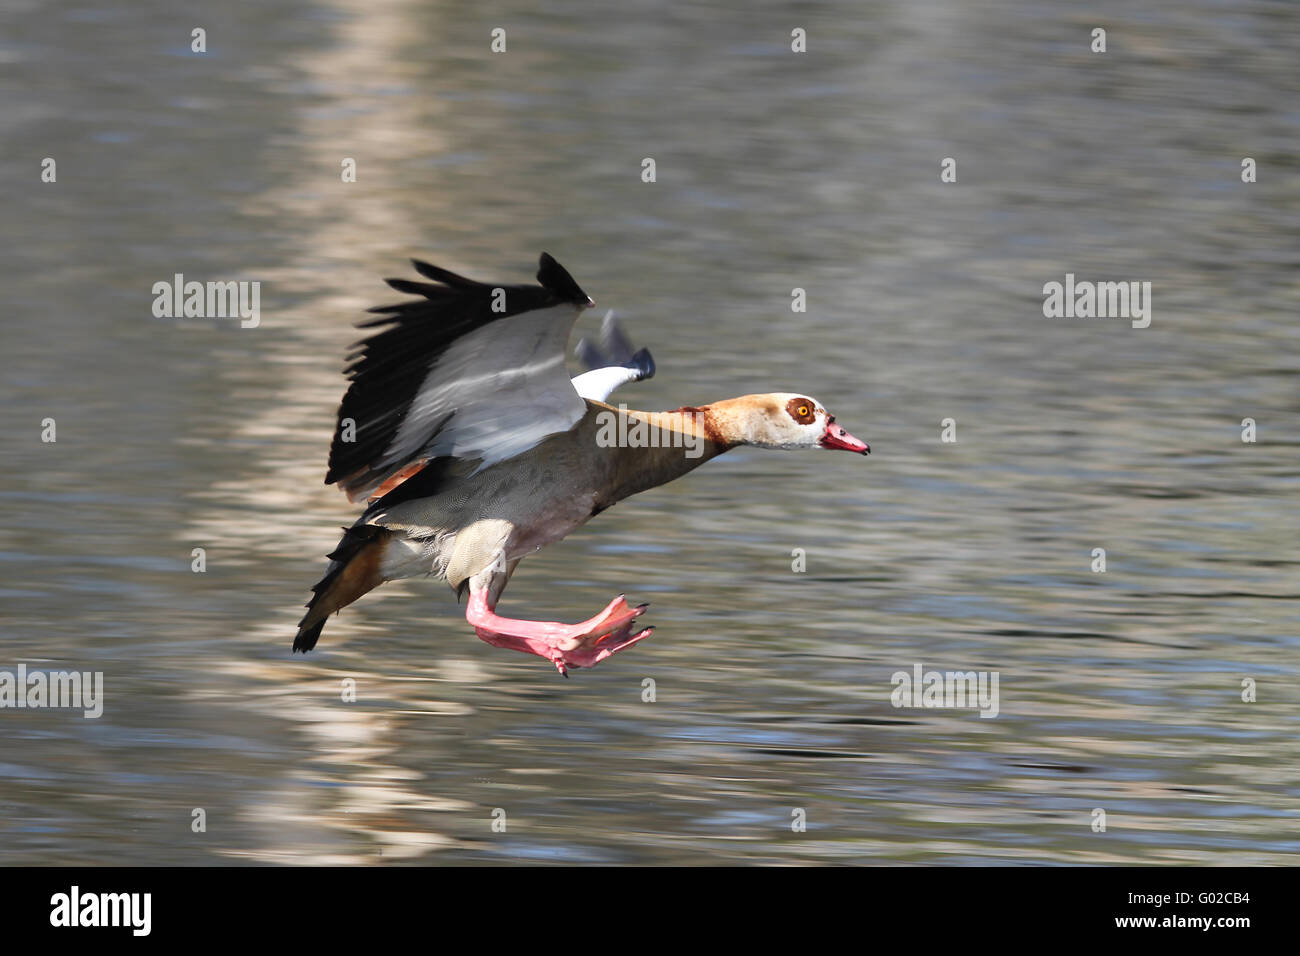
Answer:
[{"left": 466, "top": 589, "right": 653, "bottom": 676}]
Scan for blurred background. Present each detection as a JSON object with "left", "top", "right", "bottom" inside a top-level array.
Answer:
[{"left": 1, "top": 0, "right": 1297, "bottom": 864}]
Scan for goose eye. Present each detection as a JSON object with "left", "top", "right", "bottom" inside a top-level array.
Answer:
[{"left": 785, "top": 397, "right": 817, "bottom": 425}]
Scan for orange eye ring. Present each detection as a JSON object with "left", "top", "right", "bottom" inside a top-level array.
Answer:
[{"left": 797, "top": 405, "right": 810, "bottom": 417}]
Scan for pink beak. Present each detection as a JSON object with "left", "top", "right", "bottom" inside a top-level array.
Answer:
[{"left": 820, "top": 418, "right": 870, "bottom": 455}]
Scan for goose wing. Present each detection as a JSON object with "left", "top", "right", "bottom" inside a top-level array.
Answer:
[{"left": 326, "top": 253, "right": 595, "bottom": 502}]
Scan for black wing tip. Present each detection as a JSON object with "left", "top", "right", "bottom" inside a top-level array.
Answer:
[
  {"left": 631, "top": 346, "right": 656, "bottom": 381},
  {"left": 409, "top": 258, "right": 479, "bottom": 288},
  {"left": 382, "top": 277, "right": 439, "bottom": 297},
  {"left": 537, "top": 252, "right": 593, "bottom": 307}
]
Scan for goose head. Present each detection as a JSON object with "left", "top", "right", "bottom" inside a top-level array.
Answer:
[{"left": 710, "top": 393, "right": 870, "bottom": 454}]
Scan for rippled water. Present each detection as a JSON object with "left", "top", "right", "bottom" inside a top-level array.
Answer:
[{"left": 2, "top": 0, "right": 1298, "bottom": 864}]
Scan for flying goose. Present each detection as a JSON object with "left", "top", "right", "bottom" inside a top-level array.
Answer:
[{"left": 295, "top": 254, "right": 869, "bottom": 675}]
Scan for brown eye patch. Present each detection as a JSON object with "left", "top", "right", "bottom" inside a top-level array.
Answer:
[{"left": 786, "top": 397, "right": 817, "bottom": 425}]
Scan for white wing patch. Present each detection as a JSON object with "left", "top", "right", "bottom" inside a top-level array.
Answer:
[{"left": 571, "top": 366, "right": 643, "bottom": 402}]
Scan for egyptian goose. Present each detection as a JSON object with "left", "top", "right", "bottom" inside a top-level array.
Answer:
[{"left": 295, "top": 254, "right": 869, "bottom": 675}]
